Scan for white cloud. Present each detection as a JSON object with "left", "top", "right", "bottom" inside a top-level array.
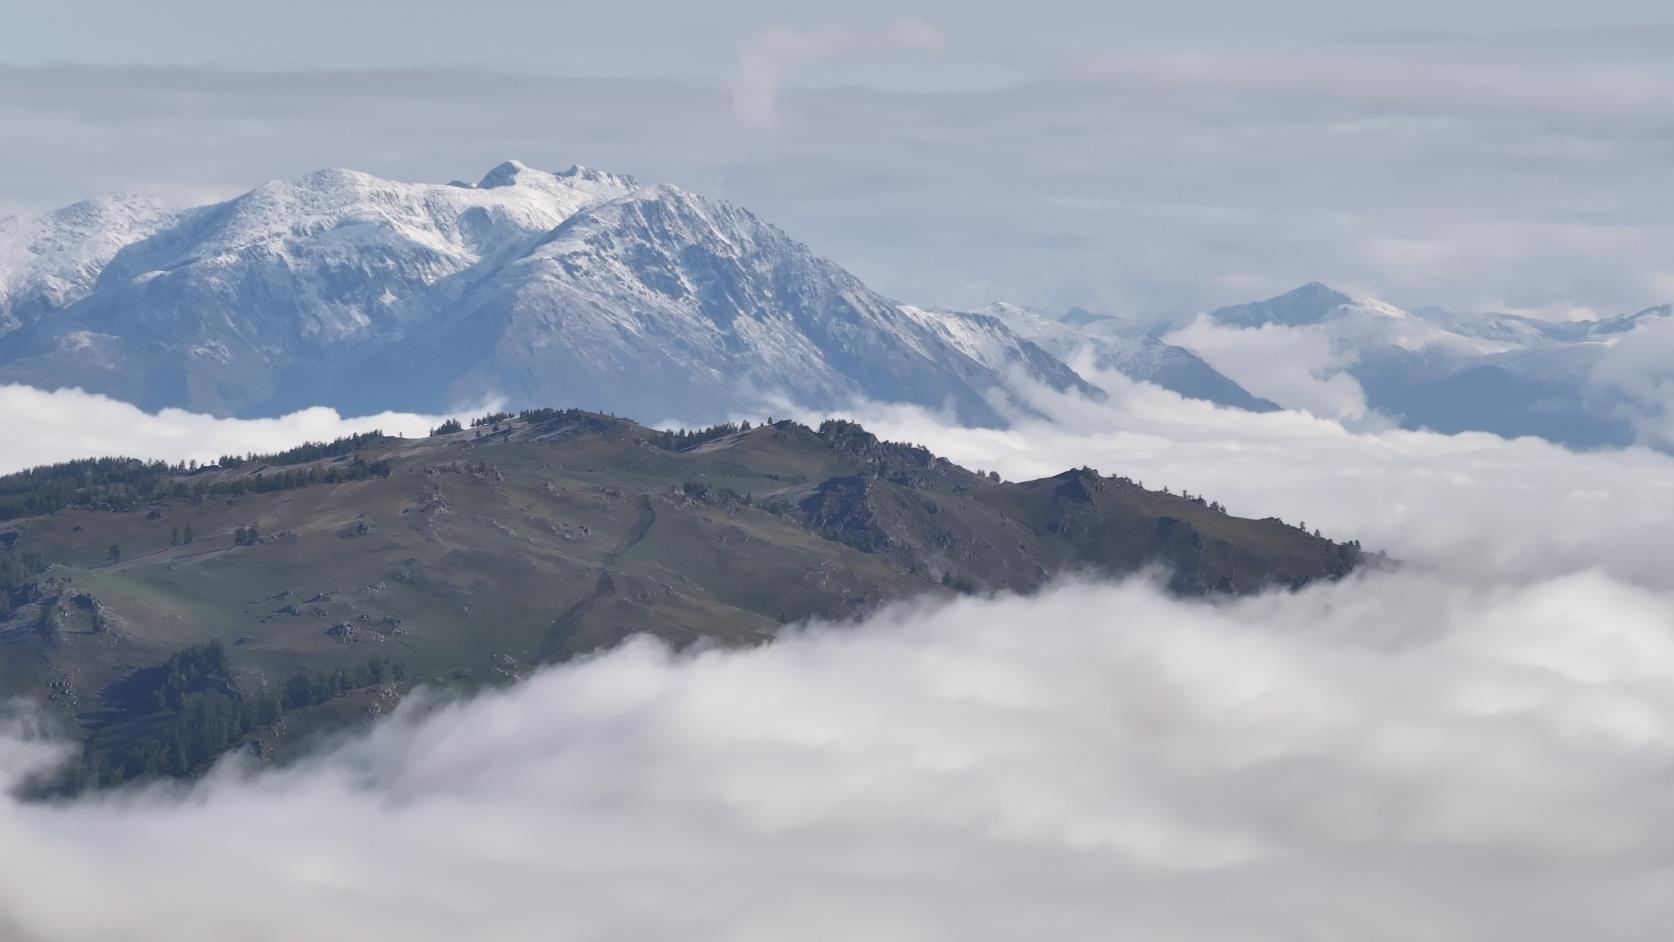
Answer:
[
  {"left": 836, "top": 371, "right": 1674, "bottom": 587},
  {"left": 0, "top": 384, "right": 459, "bottom": 474},
  {"left": 1164, "top": 315, "right": 1373, "bottom": 422},
  {"left": 5, "top": 378, "right": 1674, "bottom": 936},
  {"left": 10, "top": 376, "right": 1674, "bottom": 588},
  {"left": 5, "top": 569, "right": 1674, "bottom": 940},
  {"left": 1587, "top": 316, "right": 1674, "bottom": 448}
]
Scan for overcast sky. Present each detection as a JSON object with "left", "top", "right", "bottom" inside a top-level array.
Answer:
[
  {"left": 4, "top": 3, "right": 1674, "bottom": 320},
  {"left": 9, "top": 1, "right": 1674, "bottom": 76}
]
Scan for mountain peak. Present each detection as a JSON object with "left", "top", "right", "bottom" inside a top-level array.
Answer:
[
  {"left": 468, "top": 160, "right": 640, "bottom": 194},
  {"left": 1208, "top": 282, "right": 1361, "bottom": 328},
  {"left": 477, "top": 159, "right": 535, "bottom": 189},
  {"left": 556, "top": 164, "right": 639, "bottom": 189},
  {"left": 1276, "top": 281, "right": 1355, "bottom": 308}
]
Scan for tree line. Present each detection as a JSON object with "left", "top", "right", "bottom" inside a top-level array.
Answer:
[
  {"left": 86, "top": 640, "right": 406, "bottom": 788},
  {"left": 0, "top": 454, "right": 392, "bottom": 522},
  {"left": 0, "top": 548, "right": 47, "bottom": 615}
]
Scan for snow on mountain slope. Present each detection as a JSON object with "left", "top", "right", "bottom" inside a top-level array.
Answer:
[
  {"left": 1175, "top": 283, "right": 1674, "bottom": 449},
  {"left": 1204, "top": 283, "right": 1511, "bottom": 361},
  {"left": 980, "top": 303, "right": 1277, "bottom": 411},
  {"left": 897, "top": 305, "right": 1094, "bottom": 398},
  {"left": 347, "top": 183, "right": 1093, "bottom": 425},
  {"left": 0, "top": 163, "right": 1090, "bottom": 426},
  {"left": 0, "top": 195, "right": 183, "bottom": 334},
  {"left": 84, "top": 160, "right": 638, "bottom": 341},
  {"left": 1408, "top": 306, "right": 1585, "bottom": 347},
  {"left": 1588, "top": 303, "right": 1674, "bottom": 337}
]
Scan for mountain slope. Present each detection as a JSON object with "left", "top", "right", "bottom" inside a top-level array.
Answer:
[
  {"left": 0, "top": 409, "right": 1364, "bottom": 785},
  {"left": 0, "top": 162, "right": 1087, "bottom": 426},
  {"left": 0, "top": 163, "right": 637, "bottom": 414},
  {"left": 1173, "top": 282, "right": 1674, "bottom": 448},
  {"left": 982, "top": 302, "right": 1278, "bottom": 410},
  {"left": 0, "top": 195, "right": 183, "bottom": 336},
  {"left": 344, "top": 185, "right": 1093, "bottom": 424}
]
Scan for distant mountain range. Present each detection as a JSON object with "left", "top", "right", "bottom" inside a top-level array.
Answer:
[
  {"left": 1177, "top": 282, "right": 1674, "bottom": 449},
  {"left": 0, "top": 161, "right": 1265, "bottom": 425},
  {"left": 6, "top": 163, "right": 1663, "bottom": 449}
]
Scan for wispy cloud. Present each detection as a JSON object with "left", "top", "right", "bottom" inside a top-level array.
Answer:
[{"left": 732, "top": 18, "right": 947, "bottom": 124}]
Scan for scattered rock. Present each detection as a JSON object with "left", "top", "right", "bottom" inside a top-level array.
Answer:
[
  {"left": 338, "top": 519, "right": 374, "bottom": 538},
  {"left": 325, "top": 622, "right": 382, "bottom": 644}
]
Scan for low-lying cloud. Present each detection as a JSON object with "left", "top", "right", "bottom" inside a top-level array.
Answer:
[
  {"left": 0, "top": 384, "right": 456, "bottom": 474},
  {"left": 1162, "top": 316, "right": 1374, "bottom": 423},
  {"left": 7, "top": 379, "right": 1674, "bottom": 936},
  {"left": 839, "top": 369, "right": 1674, "bottom": 587},
  {"left": 9, "top": 377, "right": 1674, "bottom": 589},
  {"left": 5, "top": 570, "right": 1674, "bottom": 940}
]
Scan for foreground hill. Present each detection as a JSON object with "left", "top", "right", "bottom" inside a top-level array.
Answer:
[{"left": 0, "top": 410, "right": 1362, "bottom": 785}]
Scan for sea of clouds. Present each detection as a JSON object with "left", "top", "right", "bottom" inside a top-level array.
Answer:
[{"left": 3, "top": 377, "right": 1673, "bottom": 940}]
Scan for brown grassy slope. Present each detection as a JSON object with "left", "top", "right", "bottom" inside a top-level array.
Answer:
[{"left": 0, "top": 411, "right": 1362, "bottom": 761}]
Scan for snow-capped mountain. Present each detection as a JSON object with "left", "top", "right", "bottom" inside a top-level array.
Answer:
[
  {"left": 0, "top": 161, "right": 1105, "bottom": 425},
  {"left": 0, "top": 195, "right": 184, "bottom": 335},
  {"left": 1171, "top": 282, "right": 1674, "bottom": 449},
  {"left": 342, "top": 179, "right": 1097, "bottom": 423}
]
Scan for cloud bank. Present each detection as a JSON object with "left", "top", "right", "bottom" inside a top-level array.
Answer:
[
  {"left": 838, "top": 370, "right": 1674, "bottom": 587},
  {"left": 0, "top": 384, "right": 455, "bottom": 474},
  {"left": 1162, "top": 317, "right": 1375, "bottom": 422},
  {"left": 5, "top": 570, "right": 1674, "bottom": 940},
  {"left": 3, "top": 377, "right": 1674, "bottom": 937},
  {"left": 8, "top": 376, "right": 1674, "bottom": 587}
]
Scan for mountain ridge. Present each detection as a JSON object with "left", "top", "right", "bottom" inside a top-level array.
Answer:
[
  {"left": 0, "top": 408, "right": 1365, "bottom": 787},
  {"left": 0, "top": 161, "right": 1281, "bottom": 426}
]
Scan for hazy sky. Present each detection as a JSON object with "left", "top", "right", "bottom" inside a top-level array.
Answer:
[
  {"left": 9, "top": 1, "right": 1674, "bottom": 77},
  {"left": 5, "top": 2, "right": 1674, "bottom": 320}
]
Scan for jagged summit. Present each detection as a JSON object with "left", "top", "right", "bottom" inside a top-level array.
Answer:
[
  {"left": 555, "top": 163, "right": 638, "bottom": 188},
  {"left": 468, "top": 159, "right": 640, "bottom": 194}
]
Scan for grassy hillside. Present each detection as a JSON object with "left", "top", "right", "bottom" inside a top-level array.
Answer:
[{"left": 0, "top": 410, "right": 1363, "bottom": 786}]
